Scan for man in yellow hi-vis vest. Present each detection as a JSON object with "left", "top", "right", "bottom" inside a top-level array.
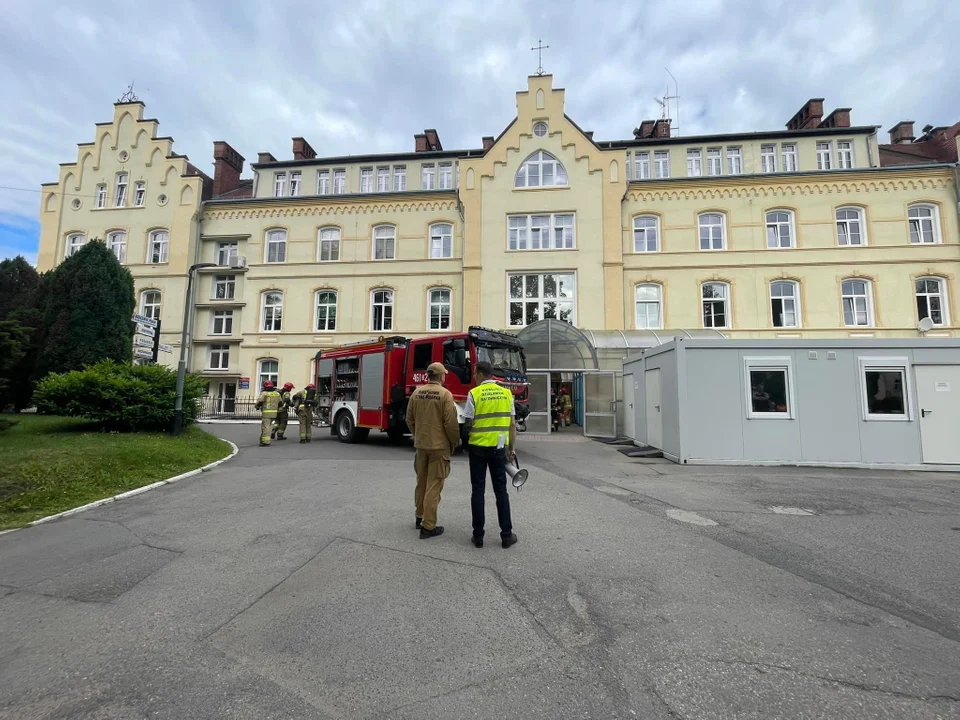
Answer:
[
  {"left": 255, "top": 380, "right": 282, "bottom": 447},
  {"left": 464, "top": 361, "right": 517, "bottom": 549}
]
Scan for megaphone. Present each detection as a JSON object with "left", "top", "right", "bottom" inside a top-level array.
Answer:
[{"left": 505, "top": 455, "right": 528, "bottom": 491}]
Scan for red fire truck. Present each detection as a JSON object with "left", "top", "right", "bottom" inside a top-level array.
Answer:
[{"left": 314, "top": 326, "right": 529, "bottom": 443}]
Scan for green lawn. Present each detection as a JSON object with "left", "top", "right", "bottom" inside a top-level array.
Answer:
[{"left": 0, "top": 415, "right": 232, "bottom": 531}]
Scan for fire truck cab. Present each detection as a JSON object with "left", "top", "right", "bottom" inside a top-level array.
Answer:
[{"left": 315, "top": 326, "right": 529, "bottom": 443}]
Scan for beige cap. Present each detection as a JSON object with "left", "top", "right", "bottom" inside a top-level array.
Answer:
[{"left": 427, "top": 362, "right": 448, "bottom": 376}]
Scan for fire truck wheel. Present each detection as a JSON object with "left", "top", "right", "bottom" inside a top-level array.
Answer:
[
  {"left": 386, "top": 427, "right": 406, "bottom": 443},
  {"left": 335, "top": 411, "right": 367, "bottom": 443}
]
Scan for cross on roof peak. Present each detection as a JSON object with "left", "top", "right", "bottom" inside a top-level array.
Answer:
[{"left": 531, "top": 39, "right": 549, "bottom": 76}]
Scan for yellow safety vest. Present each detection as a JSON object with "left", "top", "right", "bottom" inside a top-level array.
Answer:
[
  {"left": 468, "top": 383, "right": 513, "bottom": 447},
  {"left": 258, "top": 391, "right": 281, "bottom": 417}
]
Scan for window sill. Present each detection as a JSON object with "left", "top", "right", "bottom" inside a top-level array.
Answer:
[
  {"left": 92, "top": 206, "right": 145, "bottom": 211},
  {"left": 746, "top": 414, "right": 795, "bottom": 420},
  {"left": 507, "top": 247, "right": 578, "bottom": 253},
  {"left": 862, "top": 415, "right": 911, "bottom": 422},
  {"left": 512, "top": 185, "right": 570, "bottom": 192}
]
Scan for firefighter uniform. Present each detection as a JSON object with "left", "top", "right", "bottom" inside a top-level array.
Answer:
[
  {"left": 465, "top": 380, "right": 515, "bottom": 544},
  {"left": 255, "top": 384, "right": 282, "bottom": 446},
  {"left": 405, "top": 363, "right": 460, "bottom": 536},
  {"left": 292, "top": 384, "right": 317, "bottom": 443},
  {"left": 272, "top": 383, "right": 294, "bottom": 440}
]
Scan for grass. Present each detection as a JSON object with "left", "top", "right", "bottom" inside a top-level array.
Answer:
[{"left": 0, "top": 415, "right": 232, "bottom": 531}]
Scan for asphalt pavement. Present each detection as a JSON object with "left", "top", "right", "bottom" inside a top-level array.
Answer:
[{"left": 0, "top": 423, "right": 959, "bottom": 719}]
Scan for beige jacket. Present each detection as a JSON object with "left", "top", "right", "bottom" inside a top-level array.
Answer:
[{"left": 405, "top": 381, "right": 460, "bottom": 452}]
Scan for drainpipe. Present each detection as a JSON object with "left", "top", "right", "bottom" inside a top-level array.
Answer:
[{"left": 186, "top": 206, "right": 203, "bottom": 370}]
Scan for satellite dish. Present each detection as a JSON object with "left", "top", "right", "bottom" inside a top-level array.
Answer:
[{"left": 918, "top": 317, "right": 935, "bottom": 333}]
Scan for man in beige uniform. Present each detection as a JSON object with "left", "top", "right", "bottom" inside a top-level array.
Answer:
[{"left": 405, "top": 362, "right": 460, "bottom": 539}]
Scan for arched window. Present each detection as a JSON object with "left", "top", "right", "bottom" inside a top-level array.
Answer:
[
  {"left": 261, "top": 291, "right": 283, "bottom": 332},
  {"left": 65, "top": 233, "right": 85, "bottom": 258},
  {"left": 635, "top": 284, "right": 662, "bottom": 329},
  {"left": 315, "top": 290, "right": 338, "bottom": 331},
  {"left": 371, "top": 289, "right": 394, "bottom": 331},
  {"left": 147, "top": 229, "right": 168, "bottom": 264},
  {"left": 841, "top": 278, "right": 874, "bottom": 327},
  {"left": 515, "top": 151, "right": 568, "bottom": 188},
  {"left": 770, "top": 280, "right": 801, "bottom": 328},
  {"left": 701, "top": 282, "right": 730, "bottom": 328},
  {"left": 916, "top": 277, "right": 947, "bottom": 326},
  {"left": 908, "top": 204, "right": 941, "bottom": 244},
  {"left": 429, "top": 223, "right": 453, "bottom": 259},
  {"left": 698, "top": 213, "right": 726, "bottom": 251},
  {"left": 265, "top": 229, "right": 287, "bottom": 263},
  {"left": 107, "top": 231, "right": 126, "bottom": 263},
  {"left": 765, "top": 210, "right": 795, "bottom": 249},
  {"left": 139, "top": 290, "right": 161, "bottom": 321},
  {"left": 633, "top": 215, "right": 659, "bottom": 253},
  {"left": 373, "top": 225, "right": 396, "bottom": 260},
  {"left": 317, "top": 227, "right": 340, "bottom": 262},
  {"left": 836, "top": 207, "right": 866, "bottom": 246},
  {"left": 257, "top": 358, "right": 279, "bottom": 389},
  {"left": 428, "top": 288, "right": 451, "bottom": 330}
]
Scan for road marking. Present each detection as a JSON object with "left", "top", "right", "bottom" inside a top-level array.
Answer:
[
  {"left": 769, "top": 506, "right": 816, "bottom": 516},
  {"left": 666, "top": 509, "right": 717, "bottom": 526}
]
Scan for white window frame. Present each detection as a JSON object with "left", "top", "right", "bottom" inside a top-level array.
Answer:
[
  {"left": 257, "top": 358, "right": 279, "bottom": 389},
  {"left": 698, "top": 213, "right": 727, "bottom": 251},
  {"left": 430, "top": 223, "right": 453, "bottom": 259},
  {"left": 216, "top": 241, "right": 238, "bottom": 266},
  {"left": 147, "top": 229, "right": 169, "bottom": 264},
  {"left": 114, "top": 172, "right": 128, "bottom": 207},
  {"left": 393, "top": 165, "right": 406, "bottom": 191},
  {"left": 816, "top": 142, "right": 833, "bottom": 170},
  {"left": 421, "top": 163, "right": 436, "bottom": 190},
  {"left": 533, "top": 121, "right": 548, "bottom": 137},
  {"left": 65, "top": 233, "right": 86, "bottom": 258},
  {"left": 213, "top": 275, "right": 236, "bottom": 300},
  {"left": 333, "top": 169, "right": 346, "bottom": 194},
  {"left": 95, "top": 184, "right": 107, "bottom": 208},
  {"left": 317, "top": 170, "right": 331, "bottom": 195},
  {"left": 507, "top": 272, "right": 576, "bottom": 327},
  {"left": 273, "top": 172, "right": 286, "bottom": 197},
  {"left": 770, "top": 280, "right": 801, "bottom": 328},
  {"left": 370, "top": 288, "right": 394, "bottom": 331},
  {"left": 428, "top": 287, "right": 452, "bottom": 330},
  {"left": 207, "top": 344, "right": 230, "bottom": 371},
  {"left": 686, "top": 149, "right": 703, "bottom": 177},
  {"left": 360, "top": 167, "right": 373, "bottom": 193},
  {"left": 706, "top": 147, "right": 722, "bottom": 176},
  {"left": 836, "top": 207, "right": 867, "bottom": 246},
  {"left": 908, "top": 204, "right": 942, "bottom": 244},
  {"left": 289, "top": 171, "right": 301, "bottom": 196},
  {"left": 134, "top": 181, "right": 146, "bottom": 207},
  {"left": 635, "top": 283, "right": 663, "bottom": 329},
  {"left": 139, "top": 290, "right": 161, "bottom": 321},
  {"left": 634, "top": 151, "right": 650, "bottom": 180},
  {"left": 507, "top": 213, "right": 575, "bottom": 251},
  {"left": 107, "top": 231, "right": 126, "bottom": 263},
  {"left": 654, "top": 150, "right": 670, "bottom": 179},
  {"left": 376, "top": 166, "right": 390, "bottom": 192},
  {"left": 726, "top": 147, "right": 742, "bottom": 175},
  {"left": 438, "top": 162, "right": 453, "bottom": 190},
  {"left": 317, "top": 227, "right": 341, "bottom": 262},
  {"left": 915, "top": 276, "right": 948, "bottom": 327},
  {"left": 264, "top": 229, "right": 287, "bottom": 263},
  {"left": 633, "top": 215, "right": 659, "bottom": 253},
  {"left": 781, "top": 143, "right": 798, "bottom": 172},
  {"left": 841, "top": 278, "right": 875, "bottom": 327},
  {"left": 514, "top": 151, "right": 568, "bottom": 188},
  {"left": 260, "top": 291, "right": 283, "bottom": 333},
  {"left": 858, "top": 356, "right": 913, "bottom": 422},
  {"left": 765, "top": 210, "right": 795, "bottom": 249},
  {"left": 744, "top": 356, "right": 796, "bottom": 420},
  {"left": 372, "top": 225, "right": 396, "bottom": 260},
  {"left": 837, "top": 140, "right": 854, "bottom": 169},
  {"left": 760, "top": 144, "right": 777, "bottom": 173},
  {"left": 701, "top": 282, "right": 730, "bottom": 329},
  {"left": 211, "top": 309, "right": 233, "bottom": 336},
  {"left": 314, "top": 290, "right": 338, "bottom": 332}
]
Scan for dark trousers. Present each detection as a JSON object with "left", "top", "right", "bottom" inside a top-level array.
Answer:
[{"left": 468, "top": 445, "right": 513, "bottom": 539}]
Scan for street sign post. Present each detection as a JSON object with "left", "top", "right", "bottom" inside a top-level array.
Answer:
[
  {"left": 158, "top": 343, "right": 173, "bottom": 354},
  {"left": 134, "top": 336, "right": 154, "bottom": 348},
  {"left": 136, "top": 323, "right": 156, "bottom": 338},
  {"left": 131, "top": 313, "right": 159, "bottom": 328},
  {"left": 133, "top": 347, "right": 154, "bottom": 360}
]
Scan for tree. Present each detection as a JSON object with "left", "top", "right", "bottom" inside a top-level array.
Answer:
[
  {"left": 0, "top": 256, "right": 39, "bottom": 317},
  {"left": 0, "top": 319, "right": 28, "bottom": 404},
  {"left": 0, "top": 257, "right": 43, "bottom": 410},
  {"left": 35, "top": 240, "right": 135, "bottom": 378}
]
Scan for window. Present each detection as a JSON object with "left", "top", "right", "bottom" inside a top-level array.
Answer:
[
  {"left": 377, "top": 166, "right": 389, "bottom": 192},
  {"left": 413, "top": 343, "right": 433, "bottom": 370},
  {"left": 837, "top": 141, "right": 854, "bottom": 169},
  {"left": 393, "top": 165, "right": 406, "bottom": 191},
  {"left": 257, "top": 359, "right": 279, "bottom": 389},
  {"left": 373, "top": 225, "right": 396, "bottom": 260},
  {"left": 635, "top": 284, "right": 662, "bottom": 329},
  {"left": 438, "top": 162, "right": 453, "bottom": 189},
  {"left": 65, "top": 233, "right": 86, "bottom": 258},
  {"left": 214, "top": 275, "right": 235, "bottom": 300},
  {"left": 727, "top": 147, "right": 742, "bottom": 175},
  {"left": 507, "top": 213, "right": 575, "bottom": 250},
  {"left": 147, "top": 230, "right": 168, "bottom": 264},
  {"left": 701, "top": 282, "right": 729, "bottom": 328},
  {"left": 133, "top": 181, "right": 146, "bottom": 207},
  {"left": 760, "top": 144, "right": 777, "bottom": 173},
  {"left": 765, "top": 210, "right": 794, "bottom": 249},
  {"left": 770, "top": 281, "right": 800, "bottom": 328},
  {"left": 140, "top": 290, "right": 161, "bottom": 321},
  {"left": 916, "top": 277, "right": 947, "bottom": 326},
  {"left": 421, "top": 163, "right": 435, "bottom": 190},
  {"left": 816, "top": 142, "right": 833, "bottom": 170},
  {"left": 707, "top": 148, "right": 722, "bottom": 176},
  {"left": 360, "top": 167, "right": 373, "bottom": 193},
  {"left": 107, "top": 231, "right": 126, "bottom": 263},
  {"left": 781, "top": 143, "right": 798, "bottom": 172},
  {"left": 698, "top": 213, "right": 726, "bottom": 250},
  {"left": 514, "top": 151, "right": 568, "bottom": 188},
  {"left": 333, "top": 169, "right": 345, "bottom": 194},
  {"left": 836, "top": 207, "right": 866, "bottom": 246},
  {"left": 208, "top": 344, "right": 230, "bottom": 370},
  {"left": 908, "top": 204, "right": 941, "bottom": 244},
  {"left": 508, "top": 273, "right": 575, "bottom": 326},
  {"left": 114, "top": 172, "right": 128, "bottom": 207},
  {"left": 265, "top": 229, "right": 286, "bottom": 263},
  {"left": 273, "top": 172, "right": 286, "bottom": 197},
  {"left": 289, "top": 171, "right": 301, "bottom": 196},
  {"left": 261, "top": 292, "right": 283, "bottom": 332},
  {"left": 633, "top": 215, "right": 659, "bottom": 253},
  {"left": 95, "top": 184, "right": 106, "bottom": 208},
  {"left": 860, "top": 358, "right": 910, "bottom": 420},
  {"left": 315, "top": 290, "right": 337, "bottom": 331},
  {"left": 841, "top": 278, "right": 874, "bottom": 327},
  {"left": 430, "top": 223, "right": 453, "bottom": 259},
  {"left": 371, "top": 289, "right": 394, "bottom": 331},
  {"left": 318, "top": 170, "right": 330, "bottom": 195},
  {"left": 533, "top": 121, "right": 548, "bottom": 137},
  {"left": 634, "top": 151, "right": 650, "bottom": 180},
  {"left": 428, "top": 288, "right": 452, "bottom": 330},
  {"left": 745, "top": 358, "right": 795, "bottom": 419},
  {"left": 216, "top": 242, "right": 238, "bottom": 266},
  {"left": 211, "top": 310, "right": 233, "bottom": 335},
  {"left": 318, "top": 227, "right": 340, "bottom": 262},
  {"left": 687, "top": 149, "right": 703, "bottom": 177}
]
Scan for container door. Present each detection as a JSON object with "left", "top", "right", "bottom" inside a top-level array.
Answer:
[
  {"left": 916, "top": 365, "right": 960, "bottom": 464},
  {"left": 621, "top": 374, "right": 635, "bottom": 440},
  {"left": 645, "top": 368, "right": 662, "bottom": 449},
  {"left": 583, "top": 372, "right": 617, "bottom": 438},
  {"left": 525, "top": 372, "right": 551, "bottom": 433}
]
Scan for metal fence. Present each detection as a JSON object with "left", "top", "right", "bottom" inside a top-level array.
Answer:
[{"left": 197, "top": 395, "right": 330, "bottom": 426}]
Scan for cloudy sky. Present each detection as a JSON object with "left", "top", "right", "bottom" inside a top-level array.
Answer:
[{"left": 2, "top": 0, "right": 958, "bottom": 263}]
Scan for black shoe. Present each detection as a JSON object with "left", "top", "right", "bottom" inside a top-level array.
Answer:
[
  {"left": 471, "top": 536, "right": 483, "bottom": 548},
  {"left": 270, "top": 430, "right": 277, "bottom": 439},
  {"left": 306, "top": 438, "right": 311, "bottom": 443},
  {"left": 415, "top": 517, "right": 423, "bottom": 529},
  {"left": 419, "top": 526, "right": 444, "bottom": 539},
  {"left": 299, "top": 439, "right": 306, "bottom": 444},
  {"left": 501, "top": 533, "right": 518, "bottom": 549},
  {"left": 277, "top": 436, "right": 286, "bottom": 441},
  {"left": 259, "top": 443, "right": 270, "bottom": 447}
]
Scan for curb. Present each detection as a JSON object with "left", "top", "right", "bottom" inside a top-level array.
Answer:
[{"left": 19, "top": 439, "right": 240, "bottom": 529}]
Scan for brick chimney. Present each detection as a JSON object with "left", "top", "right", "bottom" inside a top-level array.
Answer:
[
  {"left": 888, "top": 121, "right": 916, "bottom": 144},
  {"left": 415, "top": 129, "right": 442, "bottom": 152},
  {"left": 212, "top": 141, "right": 244, "bottom": 197},
  {"left": 786, "top": 98, "right": 824, "bottom": 130},
  {"left": 482, "top": 136, "right": 495, "bottom": 151},
  {"left": 633, "top": 120, "right": 656, "bottom": 139},
  {"left": 652, "top": 118, "right": 671, "bottom": 138},
  {"left": 292, "top": 137, "right": 316, "bottom": 160},
  {"left": 257, "top": 152, "right": 277, "bottom": 164},
  {"left": 820, "top": 108, "right": 852, "bottom": 129}
]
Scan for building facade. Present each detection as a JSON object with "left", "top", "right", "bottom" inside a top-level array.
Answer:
[{"left": 38, "top": 75, "right": 960, "bottom": 402}]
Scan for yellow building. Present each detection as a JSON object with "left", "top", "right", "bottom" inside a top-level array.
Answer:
[{"left": 38, "top": 76, "right": 960, "bottom": 409}]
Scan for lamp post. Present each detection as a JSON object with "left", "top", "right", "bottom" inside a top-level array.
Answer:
[{"left": 173, "top": 262, "right": 217, "bottom": 436}]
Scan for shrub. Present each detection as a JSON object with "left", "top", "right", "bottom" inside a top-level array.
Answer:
[
  {"left": 33, "top": 360, "right": 206, "bottom": 432},
  {"left": 0, "top": 417, "right": 18, "bottom": 433}
]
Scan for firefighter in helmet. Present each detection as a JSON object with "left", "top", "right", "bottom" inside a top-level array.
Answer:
[
  {"left": 255, "top": 380, "right": 282, "bottom": 447},
  {"left": 272, "top": 382, "right": 295, "bottom": 440},
  {"left": 292, "top": 383, "right": 317, "bottom": 443}
]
